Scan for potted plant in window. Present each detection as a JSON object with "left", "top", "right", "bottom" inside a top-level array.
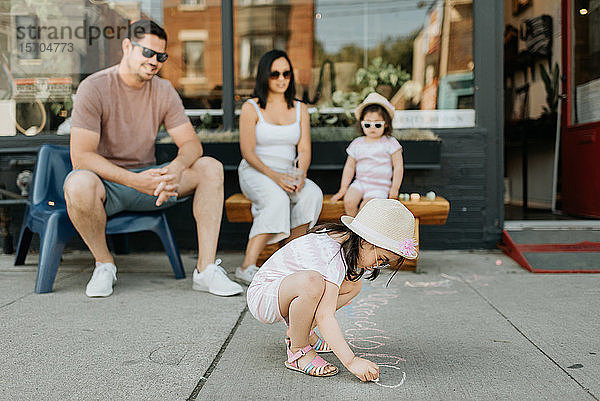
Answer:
[{"left": 354, "top": 57, "right": 410, "bottom": 99}]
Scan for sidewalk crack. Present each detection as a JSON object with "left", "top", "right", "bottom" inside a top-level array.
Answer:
[
  {"left": 460, "top": 275, "right": 599, "bottom": 401},
  {"left": 0, "top": 270, "right": 86, "bottom": 311},
  {"left": 187, "top": 306, "right": 248, "bottom": 401},
  {"left": 0, "top": 293, "right": 31, "bottom": 310}
]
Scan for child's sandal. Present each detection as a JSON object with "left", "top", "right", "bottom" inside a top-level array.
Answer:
[
  {"left": 309, "top": 329, "right": 332, "bottom": 353},
  {"left": 285, "top": 330, "right": 332, "bottom": 354},
  {"left": 284, "top": 344, "right": 338, "bottom": 377}
]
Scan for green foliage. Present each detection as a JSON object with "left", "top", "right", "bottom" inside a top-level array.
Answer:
[
  {"left": 540, "top": 62, "right": 560, "bottom": 115},
  {"left": 371, "top": 31, "right": 419, "bottom": 75},
  {"left": 331, "top": 89, "right": 365, "bottom": 109},
  {"left": 354, "top": 56, "right": 410, "bottom": 94},
  {"left": 159, "top": 127, "right": 441, "bottom": 144},
  {"left": 49, "top": 97, "right": 73, "bottom": 117},
  {"left": 308, "top": 57, "right": 410, "bottom": 127},
  {"left": 313, "top": 30, "right": 418, "bottom": 76},
  {"left": 309, "top": 107, "right": 356, "bottom": 127}
]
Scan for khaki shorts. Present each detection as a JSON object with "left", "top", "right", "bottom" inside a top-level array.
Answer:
[{"left": 65, "top": 162, "right": 186, "bottom": 217}]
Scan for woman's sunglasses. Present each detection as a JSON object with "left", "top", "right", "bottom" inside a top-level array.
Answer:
[
  {"left": 361, "top": 121, "right": 385, "bottom": 129},
  {"left": 131, "top": 41, "right": 168, "bottom": 63},
  {"left": 269, "top": 70, "right": 291, "bottom": 80}
]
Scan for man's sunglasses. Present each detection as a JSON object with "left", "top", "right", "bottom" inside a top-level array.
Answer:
[
  {"left": 270, "top": 70, "right": 291, "bottom": 79},
  {"left": 131, "top": 41, "right": 168, "bottom": 63},
  {"left": 361, "top": 121, "right": 385, "bottom": 129}
]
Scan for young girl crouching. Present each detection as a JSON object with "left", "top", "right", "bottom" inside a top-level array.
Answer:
[{"left": 246, "top": 198, "right": 418, "bottom": 381}]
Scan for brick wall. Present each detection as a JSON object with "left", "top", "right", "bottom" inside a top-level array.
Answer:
[{"left": 161, "top": 2, "right": 314, "bottom": 97}]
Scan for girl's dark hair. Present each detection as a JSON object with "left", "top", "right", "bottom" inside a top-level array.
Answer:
[
  {"left": 307, "top": 223, "right": 388, "bottom": 282},
  {"left": 253, "top": 49, "right": 296, "bottom": 109},
  {"left": 358, "top": 104, "right": 393, "bottom": 136}
]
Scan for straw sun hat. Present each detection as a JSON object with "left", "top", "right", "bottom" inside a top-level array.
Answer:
[
  {"left": 341, "top": 198, "right": 418, "bottom": 259},
  {"left": 354, "top": 92, "right": 395, "bottom": 121}
]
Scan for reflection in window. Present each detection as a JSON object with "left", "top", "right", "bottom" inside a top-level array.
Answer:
[
  {"left": 240, "top": 36, "right": 286, "bottom": 79},
  {"left": 108, "top": 0, "right": 164, "bottom": 24},
  {"left": 573, "top": 0, "right": 600, "bottom": 125},
  {"left": 231, "top": 0, "right": 475, "bottom": 129},
  {"left": 15, "top": 15, "right": 40, "bottom": 60},
  {"left": 184, "top": 41, "right": 205, "bottom": 78},
  {"left": 308, "top": 0, "right": 474, "bottom": 128},
  {"left": 162, "top": 1, "right": 222, "bottom": 123},
  {"left": 235, "top": 0, "right": 294, "bottom": 96}
]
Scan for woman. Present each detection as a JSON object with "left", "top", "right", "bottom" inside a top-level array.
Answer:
[{"left": 235, "top": 49, "right": 323, "bottom": 285}]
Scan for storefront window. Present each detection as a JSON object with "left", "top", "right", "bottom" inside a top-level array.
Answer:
[
  {"left": 572, "top": 0, "right": 600, "bottom": 125},
  {"left": 162, "top": 0, "right": 222, "bottom": 127},
  {"left": 0, "top": 0, "right": 169, "bottom": 135},
  {"left": 0, "top": 0, "right": 475, "bottom": 135},
  {"left": 183, "top": 40, "right": 205, "bottom": 77},
  {"left": 233, "top": 0, "right": 475, "bottom": 130}
]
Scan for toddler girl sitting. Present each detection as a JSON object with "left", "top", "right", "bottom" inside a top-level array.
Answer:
[{"left": 331, "top": 92, "right": 404, "bottom": 216}]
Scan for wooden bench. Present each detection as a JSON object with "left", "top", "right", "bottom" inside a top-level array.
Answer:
[{"left": 225, "top": 194, "right": 450, "bottom": 271}]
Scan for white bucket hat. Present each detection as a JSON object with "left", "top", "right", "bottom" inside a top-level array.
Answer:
[
  {"left": 341, "top": 198, "right": 418, "bottom": 259},
  {"left": 354, "top": 92, "right": 395, "bottom": 121}
]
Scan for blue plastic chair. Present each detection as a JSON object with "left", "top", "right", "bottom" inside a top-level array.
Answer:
[{"left": 14, "top": 144, "right": 186, "bottom": 293}]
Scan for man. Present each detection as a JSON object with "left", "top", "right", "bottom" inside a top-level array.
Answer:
[{"left": 65, "top": 20, "right": 242, "bottom": 297}]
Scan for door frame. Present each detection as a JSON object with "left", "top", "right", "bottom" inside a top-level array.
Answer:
[
  {"left": 561, "top": 0, "right": 600, "bottom": 217},
  {"left": 561, "top": 0, "right": 600, "bottom": 132}
]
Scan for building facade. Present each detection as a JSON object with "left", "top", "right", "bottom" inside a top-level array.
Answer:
[{"left": 1, "top": 0, "right": 597, "bottom": 254}]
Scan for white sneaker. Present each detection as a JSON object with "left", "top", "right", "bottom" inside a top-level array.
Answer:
[
  {"left": 192, "top": 259, "right": 243, "bottom": 296},
  {"left": 86, "top": 262, "right": 117, "bottom": 297},
  {"left": 235, "top": 264, "right": 259, "bottom": 285}
]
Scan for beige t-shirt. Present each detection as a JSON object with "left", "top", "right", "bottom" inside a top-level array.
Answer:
[{"left": 71, "top": 65, "right": 189, "bottom": 169}]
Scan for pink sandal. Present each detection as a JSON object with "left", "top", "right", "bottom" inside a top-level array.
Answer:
[
  {"left": 284, "top": 344, "right": 338, "bottom": 377},
  {"left": 285, "top": 329, "right": 332, "bottom": 354}
]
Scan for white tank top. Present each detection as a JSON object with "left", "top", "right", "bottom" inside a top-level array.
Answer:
[{"left": 245, "top": 98, "right": 301, "bottom": 171}]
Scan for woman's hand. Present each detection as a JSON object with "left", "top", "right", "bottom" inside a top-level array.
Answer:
[
  {"left": 271, "top": 171, "right": 297, "bottom": 193},
  {"left": 388, "top": 188, "right": 399, "bottom": 200},
  {"left": 330, "top": 189, "right": 346, "bottom": 202},
  {"left": 294, "top": 175, "right": 306, "bottom": 192},
  {"left": 347, "top": 356, "right": 380, "bottom": 382}
]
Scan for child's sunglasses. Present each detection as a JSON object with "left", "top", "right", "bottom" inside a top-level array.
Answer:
[
  {"left": 131, "top": 41, "right": 168, "bottom": 63},
  {"left": 361, "top": 121, "right": 385, "bottom": 129},
  {"left": 372, "top": 247, "right": 391, "bottom": 270},
  {"left": 269, "top": 70, "right": 291, "bottom": 80}
]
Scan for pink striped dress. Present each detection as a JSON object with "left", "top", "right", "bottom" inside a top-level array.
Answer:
[
  {"left": 347, "top": 136, "right": 402, "bottom": 199},
  {"left": 247, "top": 232, "right": 346, "bottom": 324}
]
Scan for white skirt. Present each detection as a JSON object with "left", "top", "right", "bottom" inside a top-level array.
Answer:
[{"left": 238, "top": 159, "right": 323, "bottom": 244}]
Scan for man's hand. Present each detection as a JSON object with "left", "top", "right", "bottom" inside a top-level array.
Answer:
[
  {"left": 154, "top": 160, "right": 186, "bottom": 206},
  {"left": 132, "top": 167, "right": 176, "bottom": 196}
]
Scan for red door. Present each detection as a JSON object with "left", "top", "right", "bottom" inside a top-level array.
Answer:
[{"left": 561, "top": 0, "right": 600, "bottom": 217}]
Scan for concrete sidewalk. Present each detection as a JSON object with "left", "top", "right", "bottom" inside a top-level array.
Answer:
[{"left": 1, "top": 249, "right": 598, "bottom": 400}]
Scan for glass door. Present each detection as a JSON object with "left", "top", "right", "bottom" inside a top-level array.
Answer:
[{"left": 561, "top": 0, "right": 600, "bottom": 217}]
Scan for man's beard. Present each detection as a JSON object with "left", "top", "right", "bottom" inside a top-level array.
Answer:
[{"left": 129, "top": 59, "right": 156, "bottom": 82}]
